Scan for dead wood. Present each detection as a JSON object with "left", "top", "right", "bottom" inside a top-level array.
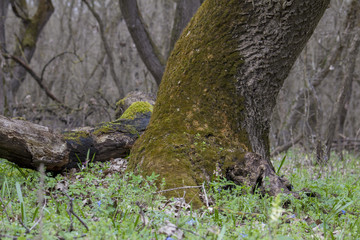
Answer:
[{"left": 0, "top": 113, "right": 150, "bottom": 172}]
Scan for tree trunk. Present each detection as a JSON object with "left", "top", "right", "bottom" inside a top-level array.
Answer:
[
  {"left": 0, "top": 0, "right": 10, "bottom": 115},
  {"left": 0, "top": 0, "right": 8, "bottom": 51},
  {"left": 129, "top": 0, "right": 330, "bottom": 206},
  {"left": 119, "top": 0, "right": 165, "bottom": 86},
  {"left": 0, "top": 113, "right": 150, "bottom": 172},
  {"left": 9, "top": 0, "right": 54, "bottom": 106}
]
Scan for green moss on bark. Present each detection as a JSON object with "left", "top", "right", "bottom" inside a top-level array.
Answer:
[
  {"left": 120, "top": 102, "right": 153, "bottom": 120},
  {"left": 63, "top": 131, "right": 90, "bottom": 144},
  {"left": 129, "top": 0, "right": 252, "bottom": 207}
]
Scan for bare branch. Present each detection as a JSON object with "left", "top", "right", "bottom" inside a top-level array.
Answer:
[
  {"left": 2, "top": 52, "right": 70, "bottom": 109},
  {"left": 40, "top": 51, "right": 82, "bottom": 82},
  {"left": 271, "top": 133, "right": 303, "bottom": 157}
]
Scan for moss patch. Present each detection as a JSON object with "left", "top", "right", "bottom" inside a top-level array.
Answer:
[
  {"left": 115, "top": 97, "right": 126, "bottom": 108},
  {"left": 120, "top": 102, "right": 153, "bottom": 120},
  {"left": 92, "top": 122, "right": 119, "bottom": 136},
  {"left": 63, "top": 131, "right": 91, "bottom": 144}
]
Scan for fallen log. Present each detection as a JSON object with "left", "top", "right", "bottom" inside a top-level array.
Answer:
[{"left": 0, "top": 112, "right": 151, "bottom": 172}]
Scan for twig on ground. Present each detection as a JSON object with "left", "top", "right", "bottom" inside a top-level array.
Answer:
[
  {"left": 202, "top": 182, "right": 209, "bottom": 208},
  {"left": 0, "top": 195, "right": 11, "bottom": 222},
  {"left": 63, "top": 191, "right": 89, "bottom": 231},
  {"left": 178, "top": 227, "right": 207, "bottom": 239},
  {"left": 74, "top": 234, "right": 88, "bottom": 239},
  {"left": 0, "top": 234, "right": 20, "bottom": 239},
  {"left": 154, "top": 185, "right": 202, "bottom": 194}
]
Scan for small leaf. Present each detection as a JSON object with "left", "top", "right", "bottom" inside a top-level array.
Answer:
[
  {"left": 31, "top": 207, "right": 39, "bottom": 222},
  {"left": 277, "top": 155, "right": 287, "bottom": 175},
  {"left": 218, "top": 224, "right": 227, "bottom": 240}
]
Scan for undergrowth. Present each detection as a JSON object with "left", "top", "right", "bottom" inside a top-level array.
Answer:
[{"left": 0, "top": 150, "right": 359, "bottom": 239}]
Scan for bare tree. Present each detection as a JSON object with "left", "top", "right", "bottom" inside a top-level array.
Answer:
[{"left": 271, "top": 0, "right": 360, "bottom": 159}]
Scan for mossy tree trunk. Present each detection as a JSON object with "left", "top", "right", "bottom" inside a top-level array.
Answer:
[{"left": 129, "top": 0, "right": 330, "bottom": 206}]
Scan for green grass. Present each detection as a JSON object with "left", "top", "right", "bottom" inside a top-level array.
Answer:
[{"left": 0, "top": 150, "right": 359, "bottom": 239}]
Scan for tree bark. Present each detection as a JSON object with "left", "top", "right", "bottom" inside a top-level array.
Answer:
[
  {"left": 129, "top": 0, "right": 330, "bottom": 206},
  {"left": 0, "top": 113, "right": 150, "bottom": 172},
  {"left": 0, "top": 0, "right": 10, "bottom": 115},
  {"left": 0, "top": 0, "right": 8, "bottom": 51}
]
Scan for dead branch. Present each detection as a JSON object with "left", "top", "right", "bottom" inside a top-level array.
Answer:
[
  {"left": 2, "top": 52, "right": 69, "bottom": 109},
  {"left": 271, "top": 133, "right": 303, "bottom": 157}
]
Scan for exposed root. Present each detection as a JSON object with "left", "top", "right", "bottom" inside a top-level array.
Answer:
[{"left": 226, "top": 152, "right": 297, "bottom": 198}]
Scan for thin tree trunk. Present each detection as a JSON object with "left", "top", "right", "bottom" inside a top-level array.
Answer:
[
  {"left": 129, "top": 0, "right": 330, "bottom": 206},
  {"left": 0, "top": 0, "right": 10, "bottom": 115},
  {"left": 278, "top": 43, "right": 343, "bottom": 147},
  {"left": 0, "top": 0, "right": 8, "bottom": 51},
  {"left": 119, "top": 0, "right": 165, "bottom": 86}
]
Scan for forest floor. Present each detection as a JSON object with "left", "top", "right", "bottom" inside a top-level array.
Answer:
[{"left": 0, "top": 149, "right": 359, "bottom": 239}]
